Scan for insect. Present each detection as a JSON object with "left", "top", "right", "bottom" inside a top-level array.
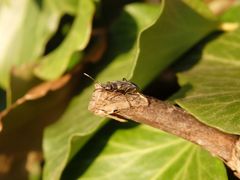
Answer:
[
  {"left": 85, "top": 73, "right": 149, "bottom": 122},
  {"left": 84, "top": 73, "right": 139, "bottom": 94},
  {"left": 84, "top": 73, "right": 149, "bottom": 106},
  {"left": 101, "top": 78, "right": 140, "bottom": 94}
]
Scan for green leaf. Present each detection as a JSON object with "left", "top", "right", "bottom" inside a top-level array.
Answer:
[
  {"left": 42, "top": 85, "right": 106, "bottom": 180},
  {"left": 34, "top": 0, "right": 95, "bottom": 80},
  {"left": 43, "top": 3, "right": 161, "bottom": 180},
  {"left": 0, "top": 0, "right": 59, "bottom": 89},
  {"left": 63, "top": 124, "right": 227, "bottom": 180},
  {"left": 221, "top": 4, "right": 240, "bottom": 22},
  {"left": 98, "top": 3, "right": 162, "bottom": 82},
  {"left": 0, "top": 0, "right": 86, "bottom": 90},
  {"left": 183, "top": 0, "right": 215, "bottom": 19},
  {"left": 43, "top": 0, "right": 222, "bottom": 178},
  {"left": 175, "top": 27, "right": 240, "bottom": 134},
  {"left": 49, "top": 0, "right": 80, "bottom": 15},
  {"left": 130, "top": 0, "right": 218, "bottom": 88}
]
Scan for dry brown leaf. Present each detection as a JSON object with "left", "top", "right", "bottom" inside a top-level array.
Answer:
[
  {"left": 0, "top": 155, "right": 13, "bottom": 174},
  {"left": 0, "top": 27, "right": 107, "bottom": 131},
  {"left": 84, "top": 28, "right": 107, "bottom": 63},
  {"left": 25, "top": 151, "right": 43, "bottom": 178},
  {"left": 0, "top": 74, "right": 77, "bottom": 179},
  {"left": 0, "top": 74, "right": 71, "bottom": 131}
]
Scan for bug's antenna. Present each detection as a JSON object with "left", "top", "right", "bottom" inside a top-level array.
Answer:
[{"left": 84, "top": 73, "right": 96, "bottom": 82}]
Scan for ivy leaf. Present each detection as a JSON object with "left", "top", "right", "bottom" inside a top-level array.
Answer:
[
  {"left": 42, "top": 3, "right": 161, "bottom": 180},
  {"left": 63, "top": 124, "right": 227, "bottom": 180},
  {"left": 220, "top": 4, "right": 240, "bottom": 22},
  {"left": 43, "top": 0, "right": 219, "bottom": 179},
  {"left": 130, "top": 0, "right": 218, "bottom": 88},
  {"left": 0, "top": 0, "right": 77, "bottom": 89},
  {"left": 175, "top": 27, "right": 240, "bottom": 134},
  {"left": 34, "top": 0, "right": 95, "bottom": 80}
]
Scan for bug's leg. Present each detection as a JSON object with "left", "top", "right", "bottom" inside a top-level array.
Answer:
[
  {"left": 122, "top": 78, "right": 128, "bottom": 81},
  {"left": 137, "top": 92, "right": 149, "bottom": 105},
  {"left": 108, "top": 91, "right": 132, "bottom": 108},
  {"left": 125, "top": 96, "right": 132, "bottom": 107},
  {"left": 117, "top": 92, "right": 132, "bottom": 107},
  {"left": 109, "top": 88, "right": 130, "bottom": 106},
  {"left": 123, "top": 88, "right": 134, "bottom": 107},
  {"left": 108, "top": 89, "right": 122, "bottom": 101},
  {"left": 108, "top": 93, "right": 118, "bottom": 101}
]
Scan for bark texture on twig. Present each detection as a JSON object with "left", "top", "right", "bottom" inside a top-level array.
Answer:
[{"left": 88, "top": 85, "right": 240, "bottom": 178}]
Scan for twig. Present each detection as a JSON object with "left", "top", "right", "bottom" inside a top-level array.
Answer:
[{"left": 88, "top": 85, "right": 240, "bottom": 178}]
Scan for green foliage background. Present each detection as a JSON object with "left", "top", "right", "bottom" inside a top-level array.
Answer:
[{"left": 0, "top": 0, "right": 239, "bottom": 179}]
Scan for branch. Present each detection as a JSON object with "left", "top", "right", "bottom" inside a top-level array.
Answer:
[{"left": 88, "top": 85, "right": 240, "bottom": 177}]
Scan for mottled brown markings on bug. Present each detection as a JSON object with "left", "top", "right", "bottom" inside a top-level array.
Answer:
[
  {"left": 98, "top": 78, "right": 149, "bottom": 106},
  {"left": 84, "top": 73, "right": 149, "bottom": 107},
  {"left": 89, "top": 80, "right": 149, "bottom": 123}
]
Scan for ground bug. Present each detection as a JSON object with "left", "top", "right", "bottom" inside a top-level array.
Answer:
[
  {"left": 84, "top": 73, "right": 148, "bottom": 104},
  {"left": 85, "top": 73, "right": 149, "bottom": 122},
  {"left": 101, "top": 78, "right": 140, "bottom": 94},
  {"left": 83, "top": 73, "right": 138, "bottom": 93}
]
